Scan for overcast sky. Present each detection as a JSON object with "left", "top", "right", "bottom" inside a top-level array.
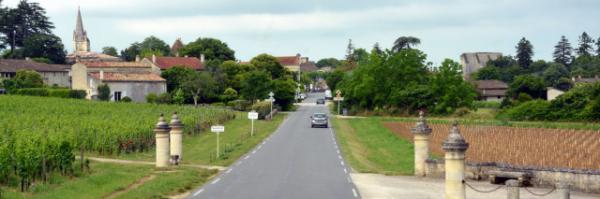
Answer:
[{"left": 3, "top": 0, "right": 600, "bottom": 63}]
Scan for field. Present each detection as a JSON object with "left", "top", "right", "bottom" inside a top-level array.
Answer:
[
  {"left": 0, "top": 95, "right": 235, "bottom": 194},
  {"left": 385, "top": 122, "right": 600, "bottom": 170}
]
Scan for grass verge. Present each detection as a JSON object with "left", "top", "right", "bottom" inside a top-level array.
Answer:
[{"left": 332, "top": 117, "right": 414, "bottom": 175}]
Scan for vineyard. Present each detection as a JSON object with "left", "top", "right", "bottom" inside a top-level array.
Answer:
[
  {"left": 0, "top": 95, "right": 235, "bottom": 191},
  {"left": 385, "top": 122, "right": 600, "bottom": 171}
]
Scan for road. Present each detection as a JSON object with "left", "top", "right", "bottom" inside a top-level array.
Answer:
[{"left": 188, "top": 92, "right": 359, "bottom": 199}]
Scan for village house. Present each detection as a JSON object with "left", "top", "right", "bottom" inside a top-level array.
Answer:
[
  {"left": 142, "top": 54, "right": 204, "bottom": 72},
  {"left": 300, "top": 61, "right": 318, "bottom": 72},
  {"left": 0, "top": 59, "right": 70, "bottom": 87},
  {"left": 460, "top": 52, "right": 502, "bottom": 80},
  {"left": 473, "top": 80, "right": 508, "bottom": 101},
  {"left": 276, "top": 54, "right": 309, "bottom": 72},
  {"left": 547, "top": 75, "right": 600, "bottom": 100},
  {"left": 65, "top": 8, "right": 120, "bottom": 64},
  {"left": 71, "top": 61, "right": 166, "bottom": 102}
]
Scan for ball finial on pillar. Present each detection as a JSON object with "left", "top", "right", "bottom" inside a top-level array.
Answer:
[
  {"left": 154, "top": 113, "right": 171, "bottom": 168},
  {"left": 411, "top": 110, "right": 432, "bottom": 176},
  {"left": 442, "top": 120, "right": 469, "bottom": 199}
]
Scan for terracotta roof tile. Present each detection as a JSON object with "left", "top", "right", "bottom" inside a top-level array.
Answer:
[
  {"left": 153, "top": 57, "right": 203, "bottom": 70},
  {"left": 89, "top": 72, "right": 165, "bottom": 82},
  {"left": 276, "top": 56, "right": 300, "bottom": 66},
  {"left": 82, "top": 61, "right": 151, "bottom": 68},
  {"left": 0, "top": 59, "right": 69, "bottom": 72},
  {"left": 300, "top": 61, "right": 318, "bottom": 72}
]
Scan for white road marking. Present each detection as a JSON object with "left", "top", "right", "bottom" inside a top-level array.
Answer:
[
  {"left": 347, "top": 176, "right": 352, "bottom": 183},
  {"left": 337, "top": 150, "right": 340, "bottom": 154},
  {"left": 338, "top": 155, "right": 342, "bottom": 159},
  {"left": 340, "top": 161, "right": 345, "bottom": 166},
  {"left": 211, "top": 178, "right": 221, "bottom": 184},
  {"left": 226, "top": 168, "right": 232, "bottom": 174},
  {"left": 352, "top": 188, "right": 358, "bottom": 197},
  {"left": 192, "top": 189, "right": 204, "bottom": 196},
  {"left": 257, "top": 145, "right": 262, "bottom": 150},
  {"left": 244, "top": 155, "right": 250, "bottom": 160},
  {"left": 344, "top": 168, "right": 348, "bottom": 174},
  {"left": 252, "top": 150, "right": 257, "bottom": 154}
]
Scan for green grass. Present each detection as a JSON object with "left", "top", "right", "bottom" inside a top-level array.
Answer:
[
  {"left": 114, "top": 167, "right": 217, "bottom": 199},
  {"left": 332, "top": 117, "right": 414, "bottom": 175},
  {"left": 97, "top": 112, "right": 286, "bottom": 166}
]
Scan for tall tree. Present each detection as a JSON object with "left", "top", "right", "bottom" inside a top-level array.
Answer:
[
  {"left": 178, "top": 37, "right": 235, "bottom": 63},
  {"left": 22, "top": 33, "right": 66, "bottom": 64},
  {"left": 101, "top": 46, "right": 118, "bottom": 56},
  {"left": 250, "top": 54, "right": 286, "bottom": 79},
  {"left": 0, "top": 0, "right": 54, "bottom": 53},
  {"left": 553, "top": 36, "right": 573, "bottom": 66},
  {"left": 515, "top": 37, "right": 534, "bottom": 68},
  {"left": 345, "top": 39, "right": 355, "bottom": 63},
  {"left": 316, "top": 58, "right": 341, "bottom": 68},
  {"left": 392, "top": 36, "right": 420, "bottom": 52},
  {"left": 596, "top": 36, "right": 600, "bottom": 57},
  {"left": 0, "top": 0, "right": 6, "bottom": 50},
  {"left": 120, "top": 42, "right": 141, "bottom": 61},
  {"left": 577, "top": 32, "right": 594, "bottom": 57},
  {"left": 139, "top": 36, "right": 170, "bottom": 57},
  {"left": 240, "top": 71, "right": 271, "bottom": 102}
]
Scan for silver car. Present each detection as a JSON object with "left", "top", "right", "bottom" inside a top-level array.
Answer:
[{"left": 310, "top": 113, "right": 328, "bottom": 128}]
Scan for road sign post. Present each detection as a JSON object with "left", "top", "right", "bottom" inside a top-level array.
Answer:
[
  {"left": 248, "top": 111, "right": 258, "bottom": 136},
  {"left": 334, "top": 90, "right": 344, "bottom": 115},
  {"left": 211, "top": 125, "right": 225, "bottom": 158},
  {"left": 268, "top": 91, "right": 275, "bottom": 120}
]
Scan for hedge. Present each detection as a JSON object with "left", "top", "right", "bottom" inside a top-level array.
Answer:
[{"left": 14, "top": 88, "right": 86, "bottom": 99}]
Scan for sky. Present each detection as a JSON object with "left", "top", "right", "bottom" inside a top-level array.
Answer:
[{"left": 3, "top": 0, "right": 600, "bottom": 64}]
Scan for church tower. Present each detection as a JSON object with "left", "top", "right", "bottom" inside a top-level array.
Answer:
[{"left": 73, "top": 7, "right": 90, "bottom": 53}]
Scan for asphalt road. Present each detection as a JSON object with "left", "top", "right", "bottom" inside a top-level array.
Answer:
[{"left": 188, "top": 92, "right": 360, "bottom": 199}]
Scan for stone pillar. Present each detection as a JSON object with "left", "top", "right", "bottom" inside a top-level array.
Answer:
[
  {"left": 506, "top": 179, "right": 520, "bottom": 199},
  {"left": 556, "top": 182, "right": 570, "bottom": 199},
  {"left": 154, "top": 114, "right": 171, "bottom": 168},
  {"left": 442, "top": 121, "right": 469, "bottom": 199},
  {"left": 169, "top": 112, "right": 184, "bottom": 165},
  {"left": 411, "top": 111, "right": 432, "bottom": 176}
]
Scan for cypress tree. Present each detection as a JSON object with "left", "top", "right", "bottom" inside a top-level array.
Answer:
[
  {"left": 553, "top": 36, "right": 573, "bottom": 66},
  {"left": 515, "top": 37, "right": 534, "bottom": 68},
  {"left": 576, "top": 32, "right": 594, "bottom": 57}
]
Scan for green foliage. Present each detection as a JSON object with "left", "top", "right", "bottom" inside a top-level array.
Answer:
[
  {"left": 183, "top": 71, "right": 218, "bottom": 105},
  {"left": 324, "top": 70, "right": 345, "bottom": 91},
  {"left": 498, "top": 100, "right": 551, "bottom": 121},
  {"left": 160, "top": 66, "right": 195, "bottom": 93},
  {"left": 250, "top": 54, "right": 286, "bottom": 79},
  {"left": 429, "top": 59, "right": 477, "bottom": 114},
  {"left": 220, "top": 61, "right": 255, "bottom": 91},
  {"left": 240, "top": 71, "right": 271, "bottom": 102},
  {"left": 508, "top": 75, "right": 546, "bottom": 99},
  {"left": 6, "top": 69, "right": 44, "bottom": 91},
  {"left": 251, "top": 101, "right": 272, "bottom": 119},
  {"left": 516, "top": 37, "right": 534, "bottom": 68},
  {"left": 517, "top": 93, "right": 533, "bottom": 103},
  {"left": 145, "top": 93, "right": 158, "bottom": 103},
  {"left": 542, "top": 63, "right": 569, "bottom": 87},
  {"left": 139, "top": 36, "right": 170, "bottom": 56},
  {"left": 173, "top": 88, "right": 185, "bottom": 105},
  {"left": 22, "top": 33, "right": 66, "bottom": 64},
  {"left": 554, "top": 35, "right": 573, "bottom": 66},
  {"left": 316, "top": 58, "right": 341, "bottom": 68},
  {"left": 473, "top": 101, "right": 501, "bottom": 109},
  {"left": 97, "top": 84, "right": 111, "bottom": 101},
  {"left": 13, "top": 88, "right": 85, "bottom": 99},
  {"left": 271, "top": 78, "right": 296, "bottom": 111},
  {"left": 576, "top": 32, "right": 594, "bottom": 57},
  {"left": 178, "top": 37, "right": 235, "bottom": 63},
  {"left": 120, "top": 96, "right": 132, "bottom": 103},
  {"left": 156, "top": 93, "right": 172, "bottom": 104},
  {"left": 222, "top": 87, "right": 238, "bottom": 102},
  {"left": 14, "top": 87, "right": 48, "bottom": 96},
  {"left": 101, "top": 46, "right": 118, "bottom": 56},
  {"left": 0, "top": 0, "right": 54, "bottom": 52},
  {"left": 120, "top": 42, "right": 141, "bottom": 61},
  {"left": 392, "top": 36, "right": 421, "bottom": 52}
]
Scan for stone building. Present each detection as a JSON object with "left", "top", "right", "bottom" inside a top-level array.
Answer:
[
  {"left": 71, "top": 61, "right": 166, "bottom": 102},
  {"left": 0, "top": 59, "right": 70, "bottom": 87},
  {"left": 171, "top": 38, "right": 185, "bottom": 57},
  {"left": 65, "top": 7, "right": 120, "bottom": 64},
  {"left": 142, "top": 55, "right": 204, "bottom": 72},
  {"left": 460, "top": 52, "right": 502, "bottom": 80},
  {"left": 473, "top": 80, "right": 508, "bottom": 101}
]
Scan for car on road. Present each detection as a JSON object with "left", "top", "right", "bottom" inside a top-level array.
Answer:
[
  {"left": 316, "top": 99, "right": 325, "bottom": 105},
  {"left": 310, "top": 113, "right": 328, "bottom": 128},
  {"left": 324, "top": 89, "right": 333, "bottom": 100}
]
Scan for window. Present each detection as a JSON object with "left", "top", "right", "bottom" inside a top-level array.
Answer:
[{"left": 114, "top": 91, "right": 122, "bottom": 101}]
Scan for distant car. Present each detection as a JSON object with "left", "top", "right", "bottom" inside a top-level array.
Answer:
[
  {"left": 299, "top": 93, "right": 306, "bottom": 100},
  {"left": 311, "top": 113, "right": 328, "bottom": 128},
  {"left": 316, "top": 99, "right": 325, "bottom": 105},
  {"left": 324, "top": 90, "right": 333, "bottom": 100}
]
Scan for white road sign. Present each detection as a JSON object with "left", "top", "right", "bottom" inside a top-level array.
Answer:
[
  {"left": 248, "top": 111, "right": 259, "bottom": 120},
  {"left": 334, "top": 97, "right": 344, "bottom": 101},
  {"left": 211, "top": 125, "right": 225, "bottom": 133}
]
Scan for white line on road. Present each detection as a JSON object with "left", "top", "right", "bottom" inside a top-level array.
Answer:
[
  {"left": 211, "top": 178, "right": 221, "bottom": 184},
  {"left": 244, "top": 155, "right": 250, "bottom": 160},
  {"left": 344, "top": 168, "right": 347, "bottom": 174},
  {"left": 226, "top": 168, "right": 232, "bottom": 174},
  {"left": 252, "top": 150, "right": 257, "bottom": 154},
  {"left": 352, "top": 188, "right": 358, "bottom": 198},
  {"left": 192, "top": 189, "right": 204, "bottom": 196},
  {"left": 338, "top": 155, "right": 342, "bottom": 159},
  {"left": 347, "top": 176, "right": 352, "bottom": 183},
  {"left": 340, "top": 161, "right": 345, "bottom": 166},
  {"left": 337, "top": 149, "right": 340, "bottom": 154}
]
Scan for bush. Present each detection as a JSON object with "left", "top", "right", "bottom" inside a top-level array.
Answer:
[
  {"left": 473, "top": 101, "right": 501, "bottom": 109},
  {"left": 453, "top": 107, "right": 471, "bottom": 117},
  {"left": 49, "top": 89, "right": 70, "bottom": 98},
  {"left": 156, "top": 93, "right": 172, "bottom": 104},
  {"left": 97, "top": 84, "right": 111, "bottom": 101},
  {"left": 211, "top": 102, "right": 226, "bottom": 107},
  {"left": 68, "top": 90, "right": 87, "bottom": 99},
  {"left": 517, "top": 93, "right": 533, "bottom": 103},
  {"left": 146, "top": 93, "right": 158, "bottom": 103},
  {"left": 14, "top": 88, "right": 49, "bottom": 96},
  {"left": 121, "top": 96, "right": 132, "bottom": 102},
  {"left": 13, "top": 88, "right": 86, "bottom": 99},
  {"left": 497, "top": 100, "right": 551, "bottom": 121},
  {"left": 251, "top": 101, "right": 272, "bottom": 119},
  {"left": 228, "top": 100, "right": 252, "bottom": 111}
]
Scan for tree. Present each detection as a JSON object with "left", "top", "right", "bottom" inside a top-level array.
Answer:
[
  {"left": 577, "top": 32, "right": 594, "bottom": 57},
  {"left": 0, "top": 0, "right": 54, "bottom": 53},
  {"left": 120, "top": 42, "right": 141, "bottom": 61},
  {"left": 392, "top": 36, "right": 420, "bottom": 52},
  {"left": 596, "top": 37, "right": 600, "bottom": 57},
  {"left": 97, "top": 84, "right": 111, "bottom": 101},
  {"left": 473, "top": 66, "right": 501, "bottom": 80},
  {"left": 160, "top": 66, "right": 195, "bottom": 93},
  {"left": 271, "top": 78, "right": 296, "bottom": 111},
  {"left": 325, "top": 70, "right": 344, "bottom": 91},
  {"left": 173, "top": 88, "right": 185, "bottom": 105},
  {"left": 182, "top": 71, "right": 218, "bottom": 106},
  {"left": 316, "top": 58, "right": 341, "bottom": 68},
  {"left": 139, "top": 36, "right": 170, "bottom": 57},
  {"left": 553, "top": 36, "right": 573, "bottom": 66},
  {"left": 373, "top": 42, "right": 383, "bottom": 55},
  {"left": 10, "top": 69, "right": 43, "bottom": 89},
  {"left": 178, "top": 37, "right": 235, "bottom": 63},
  {"left": 220, "top": 60, "right": 254, "bottom": 91},
  {"left": 508, "top": 75, "right": 546, "bottom": 99},
  {"left": 542, "top": 63, "right": 569, "bottom": 87},
  {"left": 430, "top": 59, "right": 477, "bottom": 114},
  {"left": 515, "top": 37, "right": 533, "bottom": 68},
  {"left": 222, "top": 87, "right": 238, "bottom": 102},
  {"left": 22, "top": 33, "right": 65, "bottom": 64},
  {"left": 250, "top": 54, "right": 286, "bottom": 79},
  {"left": 102, "top": 46, "right": 118, "bottom": 57},
  {"left": 240, "top": 71, "right": 271, "bottom": 102},
  {"left": 345, "top": 39, "right": 355, "bottom": 63},
  {"left": 353, "top": 48, "right": 369, "bottom": 66},
  {"left": 0, "top": 0, "right": 6, "bottom": 50}
]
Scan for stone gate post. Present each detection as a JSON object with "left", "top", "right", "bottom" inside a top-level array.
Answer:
[
  {"left": 442, "top": 121, "right": 469, "bottom": 199},
  {"left": 169, "top": 112, "right": 184, "bottom": 165},
  {"left": 411, "top": 111, "right": 432, "bottom": 176},
  {"left": 154, "top": 114, "right": 171, "bottom": 168},
  {"left": 556, "top": 182, "right": 570, "bottom": 199},
  {"left": 506, "top": 179, "right": 520, "bottom": 199}
]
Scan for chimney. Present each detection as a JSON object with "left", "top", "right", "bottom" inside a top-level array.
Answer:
[
  {"left": 152, "top": 54, "right": 156, "bottom": 63},
  {"left": 100, "top": 70, "right": 104, "bottom": 80},
  {"left": 200, "top": 54, "right": 205, "bottom": 63},
  {"left": 135, "top": 55, "right": 140, "bottom": 62}
]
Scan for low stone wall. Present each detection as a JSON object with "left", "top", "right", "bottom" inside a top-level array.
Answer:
[{"left": 425, "top": 159, "right": 600, "bottom": 193}]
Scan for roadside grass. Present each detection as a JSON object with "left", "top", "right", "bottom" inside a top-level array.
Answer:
[
  {"left": 114, "top": 167, "right": 217, "bottom": 199},
  {"left": 94, "top": 112, "right": 286, "bottom": 166},
  {"left": 333, "top": 117, "right": 414, "bottom": 175}
]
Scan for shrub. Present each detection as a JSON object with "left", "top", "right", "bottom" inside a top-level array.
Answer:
[
  {"left": 146, "top": 93, "right": 158, "bottom": 103},
  {"left": 68, "top": 90, "right": 87, "bottom": 99},
  {"left": 251, "top": 101, "right": 272, "bottom": 119},
  {"left": 49, "top": 89, "right": 70, "bottom": 98},
  {"left": 228, "top": 100, "right": 252, "bottom": 111},
  {"left": 97, "top": 84, "right": 111, "bottom": 101},
  {"left": 173, "top": 88, "right": 185, "bottom": 105},
  {"left": 517, "top": 93, "right": 533, "bottom": 103},
  {"left": 121, "top": 96, "right": 132, "bottom": 102},
  {"left": 156, "top": 93, "right": 172, "bottom": 104},
  {"left": 14, "top": 88, "right": 49, "bottom": 96},
  {"left": 498, "top": 100, "right": 551, "bottom": 121},
  {"left": 453, "top": 107, "right": 471, "bottom": 117},
  {"left": 473, "top": 101, "right": 501, "bottom": 109},
  {"left": 211, "top": 102, "right": 226, "bottom": 107}
]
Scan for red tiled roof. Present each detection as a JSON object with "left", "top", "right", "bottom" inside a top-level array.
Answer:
[
  {"left": 153, "top": 57, "right": 203, "bottom": 70},
  {"left": 82, "top": 61, "right": 151, "bottom": 68},
  {"left": 474, "top": 80, "right": 508, "bottom": 89},
  {"left": 300, "top": 62, "right": 318, "bottom": 72},
  {"left": 0, "top": 59, "right": 69, "bottom": 72},
  {"left": 89, "top": 72, "right": 165, "bottom": 82},
  {"left": 276, "top": 56, "right": 300, "bottom": 66}
]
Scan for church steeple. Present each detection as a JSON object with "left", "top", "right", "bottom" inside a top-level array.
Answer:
[{"left": 73, "top": 6, "right": 90, "bottom": 53}]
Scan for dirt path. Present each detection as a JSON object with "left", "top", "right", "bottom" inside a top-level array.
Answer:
[
  {"left": 85, "top": 157, "right": 227, "bottom": 171},
  {"left": 105, "top": 174, "right": 156, "bottom": 199}
]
